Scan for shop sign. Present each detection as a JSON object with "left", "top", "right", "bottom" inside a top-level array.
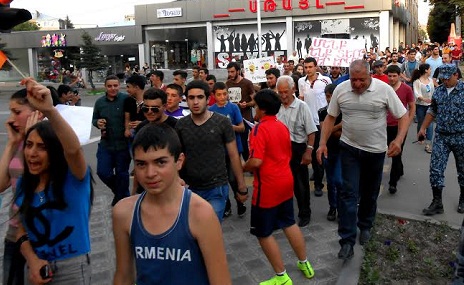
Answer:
[
  {"left": 94, "top": 32, "right": 126, "bottom": 42},
  {"left": 41, "top": 33, "right": 66, "bottom": 47},
  {"left": 157, "top": 7, "right": 182, "bottom": 18}
]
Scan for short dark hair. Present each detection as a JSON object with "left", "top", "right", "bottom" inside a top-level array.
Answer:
[
  {"left": 288, "top": 59, "right": 294, "bottom": 65},
  {"left": 199, "top": 67, "right": 209, "bottom": 75},
  {"left": 149, "top": 70, "right": 164, "bottom": 81},
  {"left": 132, "top": 124, "right": 182, "bottom": 162},
  {"left": 173, "top": 70, "right": 187, "bottom": 79},
  {"left": 213, "top": 82, "right": 227, "bottom": 94},
  {"left": 265, "top": 68, "right": 280, "bottom": 78},
  {"left": 254, "top": 89, "right": 281, "bottom": 116},
  {"left": 304, "top": 57, "right": 318, "bottom": 66},
  {"left": 143, "top": 87, "right": 167, "bottom": 104},
  {"left": 57, "top": 84, "right": 72, "bottom": 98},
  {"left": 186, "top": 80, "right": 210, "bottom": 99},
  {"left": 385, "top": 65, "right": 401, "bottom": 75},
  {"left": 165, "top": 83, "right": 183, "bottom": 97},
  {"left": 105, "top": 75, "right": 119, "bottom": 84},
  {"left": 192, "top": 66, "right": 200, "bottom": 71},
  {"left": 126, "top": 75, "right": 146, "bottom": 90},
  {"left": 226, "top": 62, "right": 241, "bottom": 71},
  {"left": 206, "top": 74, "right": 217, "bottom": 82},
  {"left": 324, "top": 84, "right": 336, "bottom": 95}
]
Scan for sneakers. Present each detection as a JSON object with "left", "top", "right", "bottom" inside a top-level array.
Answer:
[
  {"left": 338, "top": 244, "right": 354, "bottom": 260},
  {"left": 297, "top": 260, "right": 315, "bottom": 279},
  {"left": 237, "top": 203, "right": 246, "bottom": 218},
  {"left": 359, "top": 229, "right": 371, "bottom": 245},
  {"left": 425, "top": 144, "right": 432, "bottom": 153},
  {"left": 388, "top": 185, "right": 397, "bottom": 194},
  {"left": 314, "top": 186, "right": 323, "bottom": 197},
  {"left": 223, "top": 208, "right": 232, "bottom": 218},
  {"left": 259, "top": 273, "right": 293, "bottom": 285},
  {"left": 327, "top": 208, "right": 337, "bottom": 221}
]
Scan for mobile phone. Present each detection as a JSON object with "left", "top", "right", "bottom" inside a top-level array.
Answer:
[{"left": 40, "top": 264, "right": 51, "bottom": 279}]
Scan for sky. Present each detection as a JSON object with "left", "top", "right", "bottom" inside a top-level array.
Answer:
[{"left": 11, "top": 0, "right": 431, "bottom": 27}]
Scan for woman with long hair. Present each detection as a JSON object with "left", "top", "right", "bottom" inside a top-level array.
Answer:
[
  {"left": 0, "top": 89, "right": 38, "bottom": 285},
  {"left": 14, "top": 78, "right": 94, "bottom": 284},
  {"left": 412, "top": 63, "right": 434, "bottom": 153}
]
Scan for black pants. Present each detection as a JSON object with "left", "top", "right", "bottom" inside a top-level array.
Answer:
[
  {"left": 291, "top": 142, "right": 311, "bottom": 219},
  {"left": 311, "top": 126, "right": 325, "bottom": 188},
  {"left": 387, "top": 125, "right": 406, "bottom": 187}
]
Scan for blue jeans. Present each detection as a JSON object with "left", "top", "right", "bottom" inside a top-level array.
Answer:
[
  {"left": 191, "top": 184, "right": 229, "bottom": 222},
  {"left": 416, "top": 105, "right": 434, "bottom": 141},
  {"left": 96, "top": 144, "right": 131, "bottom": 205},
  {"left": 323, "top": 148, "right": 342, "bottom": 209},
  {"left": 338, "top": 142, "right": 385, "bottom": 246}
]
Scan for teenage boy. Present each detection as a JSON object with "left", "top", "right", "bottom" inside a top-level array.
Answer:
[
  {"left": 244, "top": 89, "right": 315, "bottom": 285},
  {"left": 209, "top": 82, "right": 246, "bottom": 218},
  {"left": 124, "top": 75, "right": 146, "bottom": 139},
  {"left": 112, "top": 124, "right": 231, "bottom": 285},
  {"left": 165, "top": 83, "right": 190, "bottom": 119},
  {"left": 176, "top": 80, "right": 247, "bottom": 221}
]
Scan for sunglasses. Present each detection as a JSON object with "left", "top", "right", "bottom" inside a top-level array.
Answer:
[{"left": 141, "top": 106, "right": 161, "bottom": 113}]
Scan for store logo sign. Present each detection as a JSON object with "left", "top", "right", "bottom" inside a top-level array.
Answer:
[
  {"left": 157, "top": 7, "right": 182, "bottom": 18},
  {"left": 95, "top": 32, "right": 126, "bottom": 42}
]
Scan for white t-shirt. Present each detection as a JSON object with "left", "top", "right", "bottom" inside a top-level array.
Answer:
[
  {"left": 298, "top": 73, "right": 332, "bottom": 125},
  {"left": 328, "top": 78, "right": 407, "bottom": 153}
]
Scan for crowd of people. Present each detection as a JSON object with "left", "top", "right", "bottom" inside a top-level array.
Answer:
[{"left": 2, "top": 39, "right": 464, "bottom": 284}]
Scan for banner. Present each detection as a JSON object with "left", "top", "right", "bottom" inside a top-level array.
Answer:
[
  {"left": 242, "top": 56, "right": 275, "bottom": 84},
  {"left": 307, "top": 38, "right": 365, "bottom": 67}
]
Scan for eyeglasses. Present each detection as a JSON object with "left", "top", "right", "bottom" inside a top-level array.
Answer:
[{"left": 141, "top": 106, "right": 160, "bottom": 113}]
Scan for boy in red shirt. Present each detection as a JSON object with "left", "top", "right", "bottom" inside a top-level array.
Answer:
[{"left": 243, "top": 89, "right": 315, "bottom": 285}]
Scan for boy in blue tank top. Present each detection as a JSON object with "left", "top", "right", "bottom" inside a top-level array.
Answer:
[{"left": 112, "top": 124, "right": 231, "bottom": 285}]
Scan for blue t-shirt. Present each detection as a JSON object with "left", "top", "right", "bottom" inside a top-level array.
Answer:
[
  {"left": 130, "top": 189, "right": 209, "bottom": 285},
  {"left": 209, "top": 102, "right": 243, "bottom": 153},
  {"left": 15, "top": 168, "right": 92, "bottom": 261}
]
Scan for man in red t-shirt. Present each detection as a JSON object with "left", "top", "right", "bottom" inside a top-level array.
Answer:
[
  {"left": 243, "top": 89, "right": 315, "bottom": 285},
  {"left": 386, "top": 65, "right": 416, "bottom": 194},
  {"left": 451, "top": 45, "right": 462, "bottom": 68}
]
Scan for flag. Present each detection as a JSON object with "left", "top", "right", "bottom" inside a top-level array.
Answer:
[
  {"left": 0, "top": 0, "right": 13, "bottom": 5},
  {"left": 0, "top": 50, "right": 7, "bottom": 69}
]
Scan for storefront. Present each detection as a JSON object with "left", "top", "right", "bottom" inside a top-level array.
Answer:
[
  {"left": 0, "top": 26, "right": 142, "bottom": 81},
  {"left": 135, "top": 0, "right": 418, "bottom": 70}
]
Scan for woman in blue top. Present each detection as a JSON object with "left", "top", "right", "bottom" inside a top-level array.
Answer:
[{"left": 14, "top": 78, "right": 94, "bottom": 285}]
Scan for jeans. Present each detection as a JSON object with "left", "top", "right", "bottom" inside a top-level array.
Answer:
[
  {"left": 96, "top": 144, "right": 131, "bottom": 205},
  {"left": 387, "top": 126, "right": 406, "bottom": 187},
  {"left": 323, "top": 148, "right": 342, "bottom": 209},
  {"left": 191, "top": 184, "right": 229, "bottom": 222},
  {"left": 416, "top": 105, "right": 433, "bottom": 141},
  {"left": 3, "top": 239, "right": 25, "bottom": 285},
  {"left": 311, "top": 126, "right": 325, "bottom": 189},
  {"left": 338, "top": 141, "right": 385, "bottom": 246},
  {"left": 290, "top": 142, "right": 311, "bottom": 219}
]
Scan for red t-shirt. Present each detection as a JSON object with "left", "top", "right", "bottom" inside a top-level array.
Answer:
[
  {"left": 249, "top": 115, "right": 294, "bottom": 208},
  {"left": 387, "top": 83, "right": 414, "bottom": 126},
  {"left": 372, "top": 74, "right": 389, "bottom": 84},
  {"left": 451, "top": 48, "right": 462, "bottom": 60}
]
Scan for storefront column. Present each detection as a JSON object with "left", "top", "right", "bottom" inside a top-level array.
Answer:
[
  {"left": 389, "top": 16, "right": 394, "bottom": 50},
  {"left": 286, "top": 16, "right": 293, "bottom": 56},
  {"left": 206, "top": 21, "right": 214, "bottom": 70},
  {"left": 379, "top": 11, "right": 390, "bottom": 51},
  {"left": 138, "top": 43, "right": 145, "bottom": 69},
  {"left": 28, "top": 48, "right": 37, "bottom": 78}
]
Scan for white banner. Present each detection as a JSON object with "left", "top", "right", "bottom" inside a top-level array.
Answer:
[
  {"left": 242, "top": 56, "right": 275, "bottom": 84},
  {"left": 308, "top": 38, "right": 365, "bottom": 67},
  {"left": 55, "top": 105, "right": 93, "bottom": 145}
]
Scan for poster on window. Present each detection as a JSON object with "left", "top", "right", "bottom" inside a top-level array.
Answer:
[
  {"left": 308, "top": 38, "right": 365, "bottom": 67},
  {"left": 242, "top": 56, "right": 275, "bottom": 83},
  {"left": 214, "top": 23, "right": 287, "bottom": 69}
]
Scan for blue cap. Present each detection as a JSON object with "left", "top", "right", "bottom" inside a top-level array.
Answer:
[{"left": 438, "top": 64, "right": 458, "bottom": 79}]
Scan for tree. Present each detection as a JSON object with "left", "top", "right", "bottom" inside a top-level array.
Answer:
[
  {"left": 76, "top": 31, "right": 108, "bottom": 89},
  {"left": 418, "top": 27, "right": 428, "bottom": 42},
  {"left": 64, "top": 15, "right": 74, "bottom": 29},
  {"left": 427, "top": 1, "right": 455, "bottom": 43},
  {"left": 12, "top": 21, "right": 39, "bottom": 31}
]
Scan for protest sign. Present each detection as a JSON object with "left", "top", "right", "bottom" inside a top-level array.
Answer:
[
  {"left": 308, "top": 38, "right": 365, "bottom": 67},
  {"left": 243, "top": 56, "right": 275, "bottom": 84},
  {"left": 55, "top": 104, "right": 93, "bottom": 145}
]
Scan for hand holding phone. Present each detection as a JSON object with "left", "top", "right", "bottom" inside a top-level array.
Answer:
[{"left": 40, "top": 264, "right": 52, "bottom": 279}]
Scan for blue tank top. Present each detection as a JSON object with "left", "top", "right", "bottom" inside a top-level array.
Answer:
[{"left": 130, "top": 188, "right": 209, "bottom": 285}]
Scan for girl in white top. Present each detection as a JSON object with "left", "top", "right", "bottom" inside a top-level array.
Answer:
[{"left": 412, "top": 63, "right": 434, "bottom": 153}]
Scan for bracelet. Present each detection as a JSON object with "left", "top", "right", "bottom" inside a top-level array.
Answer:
[
  {"left": 237, "top": 189, "right": 248, "bottom": 195},
  {"left": 16, "top": 234, "right": 29, "bottom": 247},
  {"left": 306, "top": 145, "right": 314, "bottom": 150}
]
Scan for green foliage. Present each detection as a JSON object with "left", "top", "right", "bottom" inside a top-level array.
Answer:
[
  {"left": 427, "top": 1, "right": 456, "bottom": 43},
  {"left": 12, "top": 21, "right": 39, "bottom": 31},
  {"left": 64, "top": 16, "right": 74, "bottom": 29},
  {"left": 77, "top": 31, "right": 108, "bottom": 72}
]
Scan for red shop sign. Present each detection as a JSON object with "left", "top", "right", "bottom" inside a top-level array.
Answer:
[{"left": 248, "top": 0, "right": 326, "bottom": 12}]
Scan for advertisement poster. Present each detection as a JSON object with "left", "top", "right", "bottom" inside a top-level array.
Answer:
[
  {"left": 242, "top": 56, "right": 275, "bottom": 84},
  {"left": 214, "top": 23, "right": 287, "bottom": 69},
  {"left": 308, "top": 38, "right": 365, "bottom": 67}
]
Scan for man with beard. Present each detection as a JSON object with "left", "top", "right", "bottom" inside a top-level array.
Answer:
[
  {"left": 426, "top": 45, "right": 443, "bottom": 79},
  {"left": 226, "top": 62, "right": 255, "bottom": 160},
  {"left": 176, "top": 80, "right": 248, "bottom": 221},
  {"left": 265, "top": 68, "right": 280, "bottom": 91}
]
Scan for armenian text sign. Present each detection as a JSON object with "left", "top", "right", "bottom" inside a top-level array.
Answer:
[{"left": 308, "top": 38, "right": 365, "bottom": 67}]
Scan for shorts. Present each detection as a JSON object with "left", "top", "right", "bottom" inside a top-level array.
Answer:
[{"left": 250, "top": 198, "right": 296, "bottom": 238}]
